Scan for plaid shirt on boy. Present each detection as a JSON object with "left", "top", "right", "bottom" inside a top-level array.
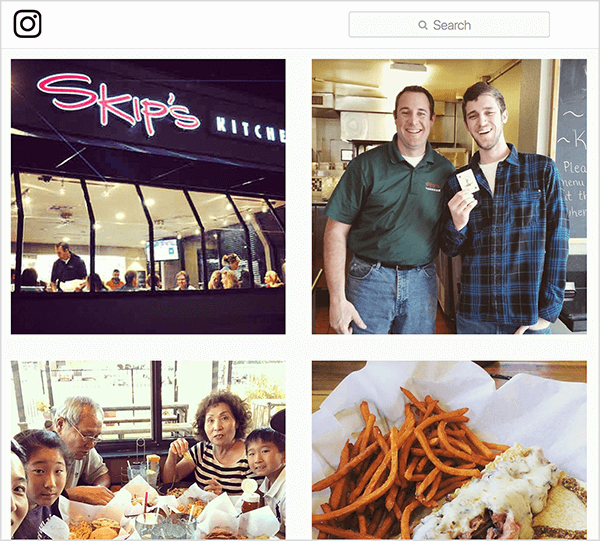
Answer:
[{"left": 441, "top": 144, "right": 569, "bottom": 326}]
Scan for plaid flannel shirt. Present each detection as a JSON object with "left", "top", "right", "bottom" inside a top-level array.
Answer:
[{"left": 441, "top": 144, "right": 569, "bottom": 325}]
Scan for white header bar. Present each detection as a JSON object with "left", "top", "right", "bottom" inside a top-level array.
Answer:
[{"left": 1, "top": 2, "right": 597, "bottom": 49}]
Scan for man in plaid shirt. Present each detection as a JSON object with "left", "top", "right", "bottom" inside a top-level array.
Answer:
[{"left": 441, "top": 82, "right": 569, "bottom": 334}]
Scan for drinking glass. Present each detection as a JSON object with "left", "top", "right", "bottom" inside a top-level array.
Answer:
[{"left": 135, "top": 513, "right": 165, "bottom": 539}]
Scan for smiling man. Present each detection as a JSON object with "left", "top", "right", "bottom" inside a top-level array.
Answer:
[
  {"left": 324, "top": 85, "right": 455, "bottom": 334},
  {"left": 53, "top": 396, "right": 114, "bottom": 505},
  {"left": 441, "top": 82, "right": 569, "bottom": 334}
]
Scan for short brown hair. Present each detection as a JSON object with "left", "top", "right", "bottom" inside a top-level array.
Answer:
[
  {"left": 393, "top": 86, "right": 435, "bottom": 120},
  {"left": 193, "top": 390, "right": 251, "bottom": 441},
  {"left": 462, "top": 82, "right": 506, "bottom": 122}
]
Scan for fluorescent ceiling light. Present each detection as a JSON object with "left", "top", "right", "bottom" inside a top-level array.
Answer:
[{"left": 390, "top": 62, "right": 427, "bottom": 72}]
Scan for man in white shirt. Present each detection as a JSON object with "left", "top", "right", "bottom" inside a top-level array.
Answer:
[{"left": 53, "top": 396, "right": 114, "bottom": 505}]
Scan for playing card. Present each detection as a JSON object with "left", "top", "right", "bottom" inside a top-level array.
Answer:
[{"left": 457, "top": 168, "right": 479, "bottom": 193}]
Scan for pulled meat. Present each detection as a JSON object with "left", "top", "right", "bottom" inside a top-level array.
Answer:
[{"left": 457, "top": 510, "right": 521, "bottom": 539}]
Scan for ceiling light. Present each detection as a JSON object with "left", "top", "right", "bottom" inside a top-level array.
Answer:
[
  {"left": 93, "top": 223, "right": 101, "bottom": 230},
  {"left": 245, "top": 213, "right": 251, "bottom": 221},
  {"left": 226, "top": 203, "right": 233, "bottom": 210},
  {"left": 390, "top": 62, "right": 427, "bottom": 72},
  {"left": 62, "top": 237, "right": 70, "bottom": 242},
  {"left": 195, "top": 228, "right": 200, "bottom": 235},
  {"left": 116, "top": 212, "right": 125, "bottom": 220},
  {"left": 59, "top": 180, "right": 65, "bottom": 195},
  {"left": 176, "top": 233, "right": 182, "bottom": 240},
  {"left": 313, "top": 77, "right": 379, "bottom": 89},
  {"left": 145, "top": 198, "right": 155, "bottom": 207}
]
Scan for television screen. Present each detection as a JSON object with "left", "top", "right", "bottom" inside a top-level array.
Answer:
[{"left": 146, "top": 238, "right": 179, "bottom": 261}]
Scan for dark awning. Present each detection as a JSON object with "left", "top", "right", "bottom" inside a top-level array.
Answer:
[{"left": 12, "top": 132, "right": 284, "bottom": 199}]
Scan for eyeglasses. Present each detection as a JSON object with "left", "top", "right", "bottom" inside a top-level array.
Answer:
[{"left": 67, "top": 419, "right": 102, "bottom": 445}]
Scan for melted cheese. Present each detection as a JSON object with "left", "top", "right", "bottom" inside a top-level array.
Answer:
[{"left": 412, "top": 444, "right": 559, "bottom": 539}]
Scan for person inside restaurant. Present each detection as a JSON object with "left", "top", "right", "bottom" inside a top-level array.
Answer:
[
  {"left": 208, "top": 270, "right": 223, "bottom": 290},
  {"left": 50, "top": 242, "right": 88, "bottom": 292},
  {"left": 117, "top": 271, "right": 138, "bottom": 292},
  {"left": 75, "top": 273, "right": 108, "bottom": 293},
  {"left": 174, "top": 270, "right": 196, "bottom": 290},
  {"left": 21, "top": 268, "right": 41, "bottom": 288},
  {"left": 221, "top": 270, "right": 240, "bottom": 290},
  {"left": 12, "top": 430, "right": 68, "bottom": 539},
  {"left": 52, "top": 396, "right": 114, "bottom": 505},
  {"left": 246, "top": 427, "right": 286, "bottom": 538},
  {"left": 105, "top": 270, "right": 124, "bottom": 291},
  {"left": 163, "top": 390, "right": 260, "bottom": 495},
  {"left": 264, "top": 270, "right": 284, "bottom": 288},
  {"left": 11, "top": 440, "right": 29, "bottom": 538},
  {"left": 221, "top": 253, "right": 241, "bottom": 274}
]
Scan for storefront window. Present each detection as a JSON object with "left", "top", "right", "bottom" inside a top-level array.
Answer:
[
  {"left": 140, "top": 186, "right": 199, "bottom": 290},
  {"left": 231, "top": 196, "right": 285, "bottom": 287},
  {"left": 12, "top": 173, "right": 285, "bottom": 294},
  {"left": 11, "top": 172, "right": 90, "bottom": 292},
  {"left": 188, "top": 192, "right": 249, "bottom": 289},
  {"left": 87, "top": 181, "right": 150, "bottom": 290}
]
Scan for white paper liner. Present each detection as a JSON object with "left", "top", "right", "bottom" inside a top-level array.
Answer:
[
  {"left": 53, "top": 494, "right": 133, "bottom": 539},
  {"left": 197, "top": 492, "right": 279, "bottom": 538}
]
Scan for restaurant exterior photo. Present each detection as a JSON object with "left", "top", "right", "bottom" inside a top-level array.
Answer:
[{"left": 11, "top": 59, "right": 286, "bottom": 334}]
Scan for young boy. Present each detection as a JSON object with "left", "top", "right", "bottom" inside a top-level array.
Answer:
[{"left": 245, "top": 427, "right": 286, "bottom": 538}]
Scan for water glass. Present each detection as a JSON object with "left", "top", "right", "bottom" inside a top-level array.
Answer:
[
  {"left": 127, "top": 462, "right": 147, "bottom": 482},
  {"left": 163, "top": 513, "right": 197, "bottom": 539},
  {"left": 135, "top": 512, "right": 164, "bottom": 539}
]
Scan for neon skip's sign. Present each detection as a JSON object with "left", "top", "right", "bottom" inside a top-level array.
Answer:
[
  {"left": 37, "top": 72, "right": 200, "bottom": 138},
  {"left": 37, "top": 73, "right": 285, "bottom": 144}
]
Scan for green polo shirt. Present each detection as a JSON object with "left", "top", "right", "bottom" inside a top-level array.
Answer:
[{"left": 325, "top": 136, "right": 455, "bottom": 265}]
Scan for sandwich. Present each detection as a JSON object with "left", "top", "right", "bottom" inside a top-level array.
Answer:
[
  {"left": 532, "top": 471, "right": 587, "bottom": 539},
  {"left": 412, "top": 443, "right": 562, "bottom": 539},
  {"left": 89, "top": 526, "right": 118, "bottom": 540}
]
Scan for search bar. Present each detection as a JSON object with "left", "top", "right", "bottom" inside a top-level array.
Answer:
[{"left": 349, "top": 12, "right": 550, "bottom": 38}]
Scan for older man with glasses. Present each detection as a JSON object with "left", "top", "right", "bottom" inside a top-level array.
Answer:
[{"left": 53, "top": 396, "right": 114, "bottom": 505}]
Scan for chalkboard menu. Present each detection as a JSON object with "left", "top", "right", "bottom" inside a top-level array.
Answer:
[{"left": 556, "top": 59, "right": 587, "bottom": 239}]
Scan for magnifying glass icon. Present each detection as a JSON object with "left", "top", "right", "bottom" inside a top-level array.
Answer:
[{"left": 418, "top": 20, "right": 428, "bottom": 30}]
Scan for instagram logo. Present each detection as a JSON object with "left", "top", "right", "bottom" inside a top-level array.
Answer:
[{"left": 14, "top": 10, "right": 42, "bottom": 38}]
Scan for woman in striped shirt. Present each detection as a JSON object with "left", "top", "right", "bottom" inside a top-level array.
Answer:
[{"left": 163, "top": 391, "right": 258, "bottom": 495}]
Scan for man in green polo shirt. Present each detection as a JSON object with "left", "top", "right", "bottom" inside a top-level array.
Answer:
[{"left": 324, "top": 85, "right": 455, "bottom": 334}]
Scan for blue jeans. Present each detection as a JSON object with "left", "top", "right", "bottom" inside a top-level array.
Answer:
[
  {"left": 346, "top": 255, "right": 438, "bottom": 334},
  {"left": 456, "top": 314, "right": 552, "bottom": 334}
]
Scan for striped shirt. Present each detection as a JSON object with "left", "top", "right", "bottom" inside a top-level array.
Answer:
[
  {"left": 441, "top": 144, "right": 569, "bottom": 325},
  {"left": 188, "top": 441, "right": 259, "bottom": 495}
]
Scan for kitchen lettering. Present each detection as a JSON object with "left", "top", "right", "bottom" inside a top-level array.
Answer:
[{"left": 37, "top": 73, "right": 201, "bottom": 137}]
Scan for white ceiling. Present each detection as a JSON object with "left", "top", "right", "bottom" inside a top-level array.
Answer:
[
  {"left": 312, "top": 59, "right": 517, "bottom": 104},
  {"left": 11, "top": 173, "right": 284, "bottom": 248}
]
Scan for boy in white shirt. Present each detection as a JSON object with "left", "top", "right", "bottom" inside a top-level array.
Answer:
[{"left": 246, "top": 428, "right": 285, "bottom": 538}]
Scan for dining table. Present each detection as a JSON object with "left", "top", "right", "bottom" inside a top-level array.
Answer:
[{"left": 312, "top": 360, "right": 586, "bottom": 413}]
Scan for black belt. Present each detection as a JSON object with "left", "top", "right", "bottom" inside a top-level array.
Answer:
[{"left": 357, "top": 255, "right": 429, "bottom": 271}]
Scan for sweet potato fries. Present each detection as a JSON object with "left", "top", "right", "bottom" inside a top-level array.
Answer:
[{"left": 312, "top": 387, "right": 509, "bottom": 539}]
